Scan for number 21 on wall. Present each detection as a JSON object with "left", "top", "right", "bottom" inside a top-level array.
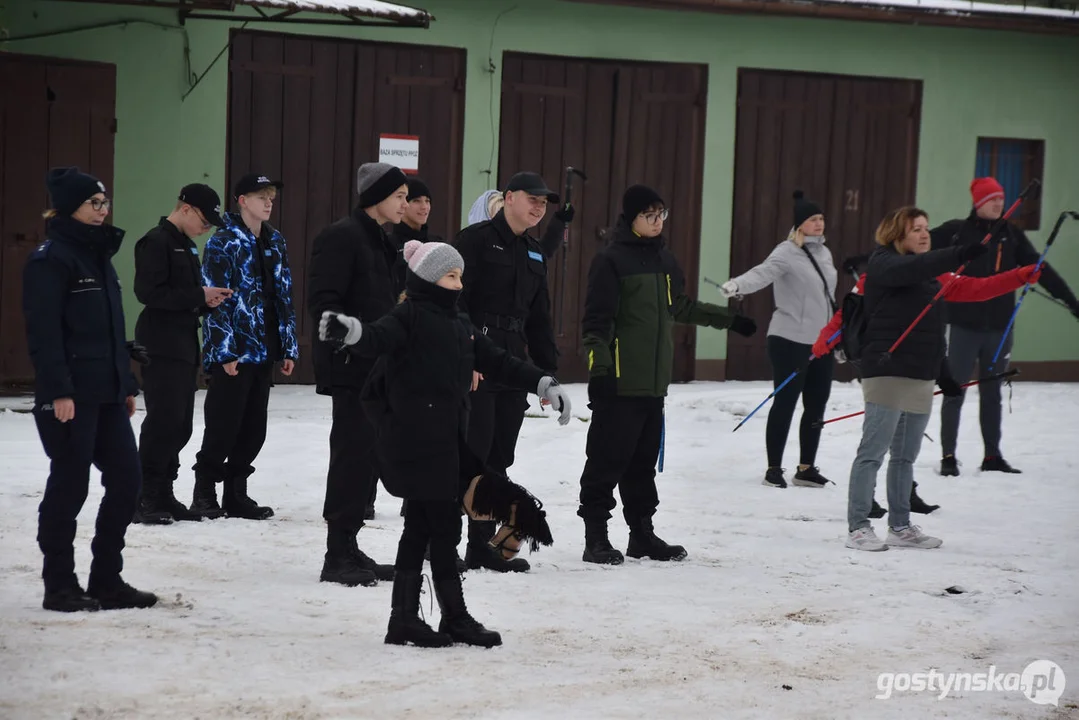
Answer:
[{"left": 845, "top": 189, "right": 860, "bottom": 212}]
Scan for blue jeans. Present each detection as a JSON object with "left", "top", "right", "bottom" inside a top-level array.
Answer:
[{"left": 847, "top": 403, "right": 930, "bottom": 532}]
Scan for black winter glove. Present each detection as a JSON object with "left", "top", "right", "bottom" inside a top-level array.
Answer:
[
  {"left": 728, "top": 315, "right": 758, "bottom": 337},
  {"left": 936, "top": 363, "right": 963, "bottom": 397},
  {"left": 555, "top": 203, "right": 575, "bottom": 224},
  {"left": 842, "top": 254, "right": 869, "bottom": 275},
  {"left": 126, "top": 341, "right": 151, "bottom": 366},
  {"left": 587, "top": 373, "right": 617, "bottom": 404},
  {"left": 957, "top": 241, "right": 989, "bottom": 264}
]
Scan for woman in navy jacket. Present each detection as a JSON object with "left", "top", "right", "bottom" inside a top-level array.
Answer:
[{"left": 23, "top": 167, "right": 157, "bottom": 612}]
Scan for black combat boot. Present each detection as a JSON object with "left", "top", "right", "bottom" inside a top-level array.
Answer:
[
  {"left": 190, "top": 471, "right": 226, "bottom": 519},
  {"left": 582, "top": 519, "right": 624, "bottom": 565},
  {"left": 869, "top": 499, "right": 887, "bottom": 519},
  {"left": 385, "top": 571, "right": 453, "bottom": 648},
  {"left": 43, "top": 576, "right": 101, "bottom": 613},
  {"left": 464, "top": 519, "right": 529, "bottom": 573},
  {"left": 132, "top": 478, "right": 175, "bottom": 526},
  {"left": 909, "top": 481, "right": 940, "bottom": 514},
  {"left": 320, "top": 523, "right": 378, "bottom": 587},
  {"left": 348, "top": 531, "right": 395, "bottom": 582},
  {"left": 87, "top": 577, "right": 158, "bottom": 610},
  {"left": 222, "top": 473, "right": 274, "bottom": 520},
  {"left": 626, "top": 516, "right": 687, "bottom": 561},
  {"left": 434, "top": 572, "right": 501, "bottom": 648}
]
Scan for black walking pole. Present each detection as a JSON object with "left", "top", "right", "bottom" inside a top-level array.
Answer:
[{"left": 559, "top": 166, "right": 587, "bottom": 336}]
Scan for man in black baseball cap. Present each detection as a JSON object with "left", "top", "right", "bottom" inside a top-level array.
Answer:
[
  {"left": 504, "top": 171, "right": 559, "bottom": 204},
  {"left": 131, "top": 184, "right": 233, "bottom": 525},
  {"left": 179, "top": 184, "right": 225, "bottom": 229}
]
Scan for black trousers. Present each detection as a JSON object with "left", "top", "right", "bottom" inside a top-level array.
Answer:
[
  {"left": 765, "top": 335, "right": 834, "bottom": 468},
  {"left": 941, "top": 325, "right": 1012, "bottom": 458},
  {"left": 324, "top": 387, "right": 379, "bottom": 529},
  {"left": 194, "top": 363, "right": 272, "bottom": 482},
  {"left": 466, "top": 388, "right": 529, "bottom": 475},
  {"left": 396, "top": 499, "right": 461, "bottom": 581},
  {"left": 138, "top": 357, "right": 198, "bottom": 488},
  {"left": 34, "top": 402, "right": 141, "bottom": 592},
  {"left": 578, "top": 396, "right": 664, "bottom": 524}
]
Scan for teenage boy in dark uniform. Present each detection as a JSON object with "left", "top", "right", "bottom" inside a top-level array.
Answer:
[
  {"left": 132, "top": 184, "right": 232, "bottom": 524},
  {"left": 454, "top": 171, "right": 560, "bottom": 573}
]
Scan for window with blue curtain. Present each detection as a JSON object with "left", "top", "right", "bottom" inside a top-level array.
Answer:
[{"left": 974, "top": 137, "right": 1044, "bottom": 230}]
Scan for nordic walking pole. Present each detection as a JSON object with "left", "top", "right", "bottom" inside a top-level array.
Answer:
[
  {"left": 731, "top": 329, "right": 842, "bottom": 432},
  {"left": 557, "top": 166, "right": 587, "bottom": 337},
  {"left": 811, "top": 369, "right": 1020, "bottom": 429},
  {"left": 987, "top": 211, "right": 1079, "bottom": 372},
  {"left": 886, "top": 180, "right": 1040, "bottom": 358}
]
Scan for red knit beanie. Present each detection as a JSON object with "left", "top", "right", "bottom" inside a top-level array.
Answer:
[{"left": 971, "top": 177, "right": 1005, "bottom": 209}]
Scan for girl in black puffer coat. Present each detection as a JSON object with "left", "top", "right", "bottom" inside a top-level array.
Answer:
[{"left": 319, "top": 240, "right": 572, "bottom": 648}]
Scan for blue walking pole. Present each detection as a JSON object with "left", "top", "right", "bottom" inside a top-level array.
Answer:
[
  {"left": 658, "top": 412, "right": 665, "bottom": 473},
  {"left": 987, "top": 211, "right": 1077, "bottom": 372},
  {"left": 732, "top": 329, "right": 841, "bottom": 432}
]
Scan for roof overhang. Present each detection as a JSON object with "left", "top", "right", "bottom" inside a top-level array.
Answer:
[
  {"left": 48, "top": 0, "right": 433, "bottom": 28},
  {"left": 568, "top": 0, "right": 1079, "bottom": 35}
]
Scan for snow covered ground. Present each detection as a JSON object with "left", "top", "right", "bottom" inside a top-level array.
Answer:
[{"left": 1, "top": 380, "right": 1076, "bottom": 719}]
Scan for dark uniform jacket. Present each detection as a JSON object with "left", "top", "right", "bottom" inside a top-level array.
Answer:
[
  {"left": 582, "top": 218, "right": 734, "bottom": 397},
  {"left": 351, "top": 276, "right": 545, "bottom": 501},
  {"left": 861, "top": 245, "right": 966, "bottom": 381},
  {"left": 309, "top": 207, "right": 401, "bottom": 394},
  {"left": 23, "top": 215, "right": 139, "bottom": 405},
  {"left": 931, "top": 211, "right": 1079, "bottom": 331},
  {"left": 133, "top": 218, "right": 206, "bottom": 364},
  {"left": 454, "top": 210, "right": 558, "bottom": 383}
]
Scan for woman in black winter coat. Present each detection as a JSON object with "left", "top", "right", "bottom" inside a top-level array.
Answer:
[
  {"left": 319, "top": 240, "right": 572, "bottom": 648},
  {"left": 23, "top": 167, "right": 158, "bottom": 612}
]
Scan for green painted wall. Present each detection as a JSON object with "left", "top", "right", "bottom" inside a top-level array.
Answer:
[{"left": 4, "top": 0, "right": 1079, "bottom": 364}]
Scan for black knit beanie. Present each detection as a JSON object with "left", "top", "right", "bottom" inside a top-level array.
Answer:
[
  {"left": 406, "top": 178, "right": 431, "bottom": 202},
  {"left": 46, "top": 167, "right": 107, "bottom": 216},
  {"left": 622, "top": 184, "right": 665, "bottom": 223},
  {"left": 793, "top": 190, "right": 823, "bottom": 229},
  {"left": 357, "top": 162, "right": 409, "bottom": 208}
]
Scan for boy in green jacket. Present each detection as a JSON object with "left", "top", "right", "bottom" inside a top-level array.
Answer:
[{"left": 578, "top": 185, "right": 757, "bottom": 565}]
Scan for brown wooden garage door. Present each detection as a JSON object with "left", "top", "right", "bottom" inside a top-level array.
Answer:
[
  {"left": 0, "top": 53, "right": 116, "bottom": 390},
  {"left": 498, "top": 53, "right": 707, "bottom": 384},
  {"left": 227, "top": 31, "right": 465, "bottom": 384},
  {"left": 727, "top": 69, "right": 922, "bottom": 381}
]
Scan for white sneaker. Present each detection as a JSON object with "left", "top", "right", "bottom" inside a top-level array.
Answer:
[
  {"left": 845, "top": 526, "right": 888, "bottom": 551},
  {"left": 887, "top": 525, "right": 943, "bottom": 549}
]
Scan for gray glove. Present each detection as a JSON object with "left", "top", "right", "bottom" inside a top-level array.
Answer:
[
  {"left": 319, "top": 310, "right": 363, "bottom": 345},
  {"left": 537, "top": 376, "right": 572, "bottom": 426}
]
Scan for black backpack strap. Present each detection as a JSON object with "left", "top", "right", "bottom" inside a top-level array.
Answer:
[{"left": 800, "top": 243, "right": 838, "bottom": 314}]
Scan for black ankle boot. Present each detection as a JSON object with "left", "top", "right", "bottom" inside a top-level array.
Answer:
[
  {"left": 132, "top": 480, "right": 175, "bottom": 525},
  {"left": 190, "top": 472, "right": 225, "bottom": 519},
  {"left": 434, "top": 573, "right": 501, "bottom": 648},
  {"left": 223, "top": 474, "right": 274, "bottom": 520},
  {"left": 909, "top": 481, "right": 940, "bottom": 514},
  {"left": 626, "top": 516, "right": 687, "bottom": 561},
  {"left": 43, "top": 576, "right": 101, "bottom": 613},
  {"left": 348, "top": 532, "right": 395, "bottom": 581},
  {"left": 162, "top": 480, "right": 202, "bottom": 522},
  {"left": 464, "top": 519, "right": 529, "bottom": 573},
  {"left": 385, "top": 571, "right": 453, "bottom": 648},
  {"left": 320, "top": 524, "right": 378, "bottom": 587},
  {"left": 869, "top": 499, "right": 887, "bottom": 519},
  {"left": 582, "top": 519, "right": 624, "bottom": 565}
]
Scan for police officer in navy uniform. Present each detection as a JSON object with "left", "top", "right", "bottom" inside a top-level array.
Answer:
[
  {"left": 23, "top": 167, "right": 158, "bottom": 612},
  {"left": 132, "top": 185, "right": 232, "bottom": 524},
  {"left": 454, "top": 171, "right": 560, "bottom": 572}
]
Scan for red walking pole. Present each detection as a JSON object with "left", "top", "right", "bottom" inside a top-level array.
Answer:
[{"left": 885, "top": 180, "right": 1040, "bottom": 357}]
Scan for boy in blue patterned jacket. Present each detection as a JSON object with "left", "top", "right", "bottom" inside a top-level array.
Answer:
[{"left": 191, "top": 174, "right": 298, "bottom": 520}]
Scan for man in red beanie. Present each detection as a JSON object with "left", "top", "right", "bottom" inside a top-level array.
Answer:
[{"left": 930, "top": 177, "right": 1079, "bottom": 476}]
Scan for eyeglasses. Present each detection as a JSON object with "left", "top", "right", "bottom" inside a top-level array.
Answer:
[
  {"left": 640, "top": 209, "right": 669, "bottom": 224},
  {"left": 84, "top": 198, "right": 111, "bottom": 211}
]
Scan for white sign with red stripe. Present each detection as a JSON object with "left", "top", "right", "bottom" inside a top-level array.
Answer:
[{"left": 379, "top": 134, "right": 420, "bottom": 175}]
